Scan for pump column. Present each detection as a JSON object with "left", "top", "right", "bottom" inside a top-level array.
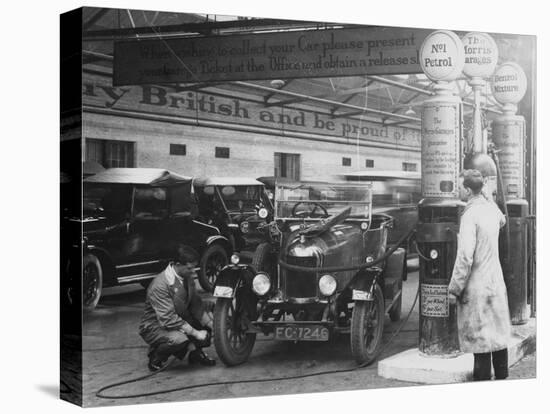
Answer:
[
  {"left": 491, "top": 63, "right": 530, "bottom": 325},
  {"left": 417, "top": 31, "right": 465, "bottom": 356},
  {"left": 461, "top": 32, "right": 499, "bottom": 201}
]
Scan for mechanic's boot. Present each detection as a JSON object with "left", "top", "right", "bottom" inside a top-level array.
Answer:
[
  {"left": 188, "top": 349, "right": 216, "bottom": 366},
  {"left": 147, "top": 349, "right": 169, "bottom": 372}
]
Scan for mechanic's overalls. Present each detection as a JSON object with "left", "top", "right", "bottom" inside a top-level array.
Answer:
[{"left": 149, "top": 276, "right": 206, "bottom": 361}]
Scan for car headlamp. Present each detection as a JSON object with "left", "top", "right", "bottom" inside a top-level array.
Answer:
[
  {"left": 319, "top": 274, "right": 337, "bottom": 296},
  {"left": 366, "top": 256, "right": 374, "bottom": 263},
  {"left": 430, "top": 249, "right": 439, "bottom": 260},
  {"left": 258, "top": 207, "right": 268, "bottom": 219},
  {"left": 230, "top": 254, "right": 240, "bottom": 265},
  {"left": 240, "top": 221, "right": 250, "bottom": 234},
  {"left": 252, "top": 273, "right": 271, "bottom": 296}
]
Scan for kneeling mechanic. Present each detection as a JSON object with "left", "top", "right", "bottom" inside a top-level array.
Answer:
[{"left": 139, "top": 245, "right": 216, "bottom": 371}]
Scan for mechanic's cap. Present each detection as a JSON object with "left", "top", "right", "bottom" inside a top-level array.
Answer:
[{"left": 460, "top": 169, "right": 484, "bottom": 192}]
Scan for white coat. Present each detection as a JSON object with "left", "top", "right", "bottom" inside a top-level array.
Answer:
[{"left": 448, "top": 194, "right": 511, "bottom": 353}]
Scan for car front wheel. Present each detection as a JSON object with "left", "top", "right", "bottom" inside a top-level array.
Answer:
[
  {"left": 198, "top": 244, "right": 228, "bottom": 292},
  {"left": 350, "top": 283, "right": 385, "bottom": 365},
  {"left": 213, "top": 297, "right": 256, "bottom": 366},
  {"left": 83, "top": 254, "right": 103, "bottom": 312}
]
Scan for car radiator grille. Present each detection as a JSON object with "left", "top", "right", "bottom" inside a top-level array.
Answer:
[{"left": 284, "top": 256, "right": 318, "bottom": 298}]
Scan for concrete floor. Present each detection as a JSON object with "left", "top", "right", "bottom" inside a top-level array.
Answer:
[{"left": 80, "top": 270, "right": 535, "bottom": 407}]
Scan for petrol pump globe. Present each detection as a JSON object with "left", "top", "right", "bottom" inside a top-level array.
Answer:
[{"left": 462, "top": 32, "right": 499, "bottom": 79}]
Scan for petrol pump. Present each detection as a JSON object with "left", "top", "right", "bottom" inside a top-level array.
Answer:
[
  {"left": 461, "top": 32, "right": 499, "bottom": 202},
  {"left": 417, "top": 31, "right": 465, "bottom": 356},
  {"left": 491, "top": 62, "right": 531, "bottom": 325}
]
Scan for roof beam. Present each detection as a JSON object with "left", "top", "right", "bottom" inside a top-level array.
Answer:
[
  {"left": 263, "top": 79, "right": 294, "bottom": 104},
  {"left": 233, "top": 81, "right": 420, "bottom": 123},
  {"left": 83, "top": 8, "right": 109, "bottom": 31},
  {"left": 367, "top": 75, "right": 435, "bottom": 96},
  {"left": 83, "top": 18, "right": 316, "bottom": 41}
]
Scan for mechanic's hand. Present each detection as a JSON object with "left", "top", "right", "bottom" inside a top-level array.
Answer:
[
  {"left": 448, "top": 293, "right": 457, "bottom": 305},
  {"left": 194, "top": 330, "right": 208, "bottom": 341}
]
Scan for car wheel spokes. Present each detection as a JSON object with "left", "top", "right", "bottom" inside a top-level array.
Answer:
[
  {"left": 226, "top": 300, "right": 248, "bottom": 352},
  {"left": 83, "top": 264, "right": 98, "bottom": 305},
  {"left": 364, "top": 303, "right": 378, "bottom": 352}
]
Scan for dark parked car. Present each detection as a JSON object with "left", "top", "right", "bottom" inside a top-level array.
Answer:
[
  {"left": 63, "top": 168, "right": 232, "bottom": 311},
  {"left": 212, "top": 181, "right": 406, "bottom": 366},
  {"left": 194, "top": 176, "right": 273, "bottom": 256}
]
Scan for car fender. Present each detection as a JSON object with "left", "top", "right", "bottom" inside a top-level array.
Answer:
[
  {"left": 213, "top": 264, "right": 255, "bottom": 298},
  {"left": 349, "top": 268, "right": 382, "bottom": 293},
  {"left": 206, "top": 235, "right": 233, "bottom": 254}
]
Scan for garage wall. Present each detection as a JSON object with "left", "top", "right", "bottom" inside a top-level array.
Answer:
[{"left": 83, "top": 111, "right": 420, "bottom": 180}]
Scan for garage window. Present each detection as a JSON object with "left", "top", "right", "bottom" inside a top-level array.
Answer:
[
  {"left": 86, "top": 138, "right": 135, "bottom": 168},
  {"left": 170, "top": 144, "right": 187, "bottom": 156},
  {"left": 342, "top": 157, "right": 352, "bottom": 166},
  {"left": 215, "top": 147, "right": 230, "bottom": 158},
  {"left": 275, "top": 152, "right": 301, "bottom": 180},
  {"left": 402, "top": 162, "right": 417, "bottom": 172},
  {"left": 365, "top": 159, "right": 374, "bottom": 168}
]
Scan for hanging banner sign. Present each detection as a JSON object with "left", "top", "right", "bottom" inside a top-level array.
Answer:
[
  {"left": 421, "top": 284, "right": 449, "bottom": 317},
  {"left": 113, "top": 27, "right": 432, "bottom": 85},
  {"left": 83, "top": 71, "right": 421, "bottom": 148},
  {"left": 421, "top": 103, "right": 461, "bottom": 198}
]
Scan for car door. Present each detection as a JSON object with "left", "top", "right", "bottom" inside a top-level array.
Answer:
[
  {"left": 118, "top": 186, "right": 169, "bottom": 279},
  {"left": 164, "top": 183, "right": 211, "bottom": 254}
]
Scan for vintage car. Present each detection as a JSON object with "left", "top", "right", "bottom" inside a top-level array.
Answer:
[
  {"left": 343, "top": 170, "right": 421, "bottom": 260},
  {"left": 212, "top": 181, "right": 406, "bottom": 366},
  {"left": 193, "top": 177, "right": 273, "bottom": 270},
  {"left": 63, "top": 168, "right": 232, "bottom": 311}
]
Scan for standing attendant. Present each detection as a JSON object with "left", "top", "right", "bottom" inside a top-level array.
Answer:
[
  {"left": 448, "top": 169, "right": 512, "bottom": 381},
  {"left": 139, "top": 246, "right": 216, "bottom": 371}
]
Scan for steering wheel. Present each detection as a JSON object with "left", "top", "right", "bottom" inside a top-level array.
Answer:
[{"left": 291, "top": 201, "right": 329, "bottom": 218}]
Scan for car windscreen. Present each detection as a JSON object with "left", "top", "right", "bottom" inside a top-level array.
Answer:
[
  {"left": 215, "top": 185, "right": 263, "bottom": 211},
  {"left": 371, "top": 179, "right": 421, "bottom": 208},
  {"left": 275, "top": 183, "right": 372, "bottom": 219},
  {"left": 83, "top": 184, "right": 132, "bottom": 219}
]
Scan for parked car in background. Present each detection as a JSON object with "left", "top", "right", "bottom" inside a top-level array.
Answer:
[
  {"left": 193, "top": 176, "right": 273, "bottom": 258},
  {"left": 343, "top": 170, "right": 420, "bottom": 257},
  {"left": 212, "top": 181, "right": 406, "bottom": 366},
  {"left": 62, "top": 168, "right": 231, "bottom": 310}
]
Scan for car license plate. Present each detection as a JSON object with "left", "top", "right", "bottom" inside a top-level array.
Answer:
[
  {"left": 274, "top": 325, "right": 329, "bottom": 341},
  {"left": 213, "top": 285, "right": 234, "bottom": 298},
  {"left": 352, "top": 289, "right": 373, "bottom": 301}
]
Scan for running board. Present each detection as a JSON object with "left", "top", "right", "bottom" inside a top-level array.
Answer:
[{"left": 117, "top": 273, "right": 157, "bottom": 284}]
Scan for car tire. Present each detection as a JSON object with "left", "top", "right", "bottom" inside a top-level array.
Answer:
[
  {"left": 252, "top": 242, "right": 277, "bottom": 275},
  {"left": 350, "top": 283, "right": 385, "bottom": 365},
  {"left": 213, "top": 297, "right": 256, "bottom": 366},
  {"left": 198, "top": 244, "right": 228, "bottom": 292},
  {"left": 82, "top": 253, "right": 103, "bottom": 312}
]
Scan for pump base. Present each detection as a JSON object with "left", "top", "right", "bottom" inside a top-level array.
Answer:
[{"left": 378, "top": 318, "right": 535, "bottom": 384}]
